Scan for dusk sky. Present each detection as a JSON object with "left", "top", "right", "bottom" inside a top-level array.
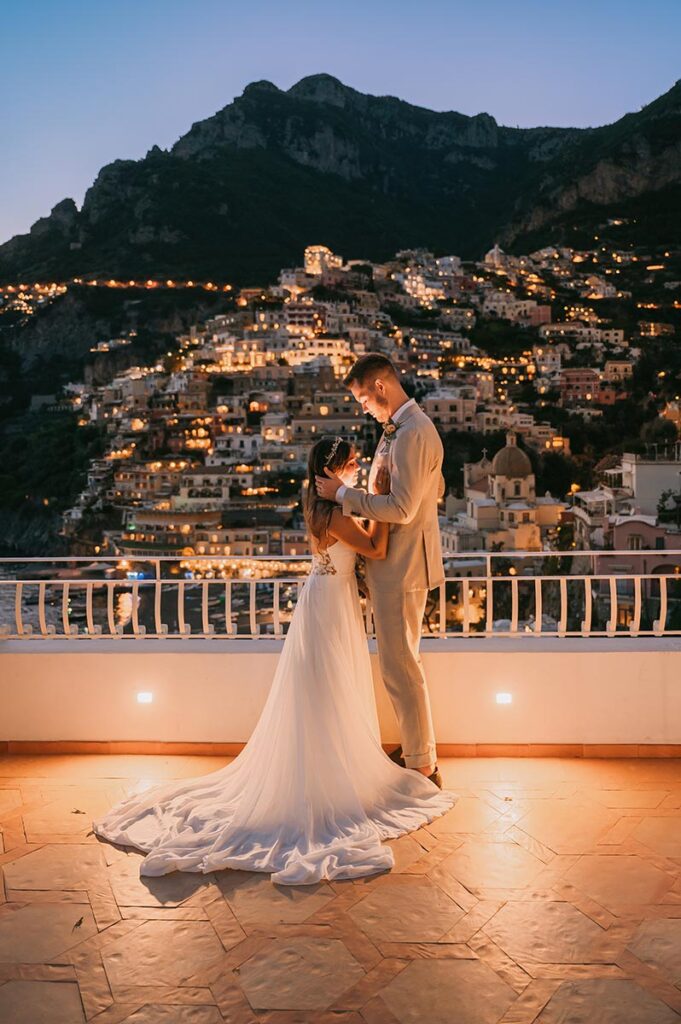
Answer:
[{"left": 2, "top": 0, "right": 680, "bottom": 245}]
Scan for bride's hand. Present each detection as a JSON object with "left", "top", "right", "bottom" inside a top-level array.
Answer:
[{"left": 374, "top": 466, "right": 391, "bottom": 495}]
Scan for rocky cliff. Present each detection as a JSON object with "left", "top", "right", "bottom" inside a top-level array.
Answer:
[{"left": 1, "top": 74, "right": 680, "bottom": 283}]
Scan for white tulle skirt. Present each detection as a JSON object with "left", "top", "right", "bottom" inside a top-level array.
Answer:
[{"left": 93, "top": 568, "right": 456, "bottom": 884}]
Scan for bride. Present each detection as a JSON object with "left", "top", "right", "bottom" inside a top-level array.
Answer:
[{"left": 93, "top": 435, "right": 455, "bottom": 884}]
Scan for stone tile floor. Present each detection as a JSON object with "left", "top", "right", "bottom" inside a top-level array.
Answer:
[{"left": 1, "top": 754, "right": 681, "bottom": 1023}]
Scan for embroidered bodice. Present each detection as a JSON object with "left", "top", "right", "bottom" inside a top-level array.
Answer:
[{"left": 310, "top": 540, "right": 357, "bottom": 578}]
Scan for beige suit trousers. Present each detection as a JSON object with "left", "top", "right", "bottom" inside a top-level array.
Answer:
[{"left": 371, "top": 587, "right": 436, "bottom": 770}]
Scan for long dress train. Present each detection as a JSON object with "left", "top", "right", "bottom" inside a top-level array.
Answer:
[{"left": 93, "top": 540, "right": 456, "bottom": 884}]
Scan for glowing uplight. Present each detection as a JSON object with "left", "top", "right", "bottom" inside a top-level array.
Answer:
[
  {"left": 496, "top": 693, "right": 513, "bottom": 705},
  {"left": 137, "top": 692, "right": 153, "bottom": 704}
]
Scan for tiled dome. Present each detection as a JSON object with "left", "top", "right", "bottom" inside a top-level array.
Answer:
[{"left": 492, "top": 432, "right": 532, "bottom": 479}]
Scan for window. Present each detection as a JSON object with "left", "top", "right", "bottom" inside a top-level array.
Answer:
[
  {"left": 514, "top": 481, "right": 521, "bottom": 496},
  {"left": 628, "top": 535, "right": 642, "bottom": 551}
]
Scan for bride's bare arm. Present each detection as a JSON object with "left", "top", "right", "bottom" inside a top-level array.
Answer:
[{"left": 327, "top": 509, "right": 388, "bottom": 559}]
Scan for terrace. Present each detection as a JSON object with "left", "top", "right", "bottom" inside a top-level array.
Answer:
[
  {"left": 2, "top": 551, "right": 680, "bottom": 755},
  {"left": 1, "top": 754, "right": 681, "bottom": 1022},
  {"left": 1, "top": 551, "right": 681, "bottom": 1022}
]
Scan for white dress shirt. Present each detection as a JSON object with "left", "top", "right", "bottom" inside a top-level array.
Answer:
[{"left": 336, "top": 398, "right": 416, "bottom": 504}]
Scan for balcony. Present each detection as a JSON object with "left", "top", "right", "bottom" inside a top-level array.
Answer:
[
  {"left": 1, "top": 551, "right": 680, "bottom": 755},
  {"left": 1, "top": 554, "right": 681, "bottom": 1019}
]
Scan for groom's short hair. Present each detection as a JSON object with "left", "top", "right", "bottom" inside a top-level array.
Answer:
[{"left": 343, "top": 353, "right": 398, "bottom": 387}]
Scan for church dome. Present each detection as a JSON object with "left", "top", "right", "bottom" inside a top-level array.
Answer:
[{"left": 492, "top": 432, "right": 532, "bottom": 479}]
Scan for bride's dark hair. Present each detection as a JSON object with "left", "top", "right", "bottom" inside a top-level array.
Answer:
[{"left": 304, "top": 435, "right": 353, "bottom": 548}]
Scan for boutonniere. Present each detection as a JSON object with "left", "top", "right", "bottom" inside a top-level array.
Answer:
[{"left": 380, "top": 418, "right": 401, "bottom": 455}]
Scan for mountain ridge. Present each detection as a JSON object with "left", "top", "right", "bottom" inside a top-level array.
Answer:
[{"left": 1, "top": 74, "right": 680, "bottom": 283}]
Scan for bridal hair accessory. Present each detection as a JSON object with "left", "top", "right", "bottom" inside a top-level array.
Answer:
[{"left": 324, "top": 436, "right": 343, "bottom": 465}]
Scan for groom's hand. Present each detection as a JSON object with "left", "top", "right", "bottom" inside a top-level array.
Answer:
[
  {"left": 373, "top": 466, "right": 391, "bottom": 495},
  {"left": 315, "top": 467, "right": 342, "bottom": 501}
]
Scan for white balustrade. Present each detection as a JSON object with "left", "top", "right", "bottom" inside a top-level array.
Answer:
[{"left": 0, "top": 552, "right": 680, "bottom": 641}]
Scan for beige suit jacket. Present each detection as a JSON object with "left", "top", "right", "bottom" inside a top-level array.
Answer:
[{"left": 341, "top": 403, "right": 445, "bottom": 592}]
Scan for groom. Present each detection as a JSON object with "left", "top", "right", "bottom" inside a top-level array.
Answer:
[{"left": 316, "top": 353, "right": 445, "bottom": 787}]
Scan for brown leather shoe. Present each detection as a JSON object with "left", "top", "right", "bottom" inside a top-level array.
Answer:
[
  {"left": 428, "top": 767, "right": 443, "bottom": 789},
  {"left": 387, "top": 745, "right": 406, "bottom": 768}
]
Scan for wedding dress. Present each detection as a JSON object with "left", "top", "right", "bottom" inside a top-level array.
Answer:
[{"left": 93, "top": 540, "right": 456, "bottom": 884}]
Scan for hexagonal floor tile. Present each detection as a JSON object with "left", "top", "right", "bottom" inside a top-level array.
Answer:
[
  {"left": 107, "top": 853, "right": 213, "bottom": 907},
  {"left": 565, "top": 855, "right": 674, "bottom": 913},
  {"left": 217, "top": 870, "right": 335, "bottom": 927},
  {"left": 484, "top": 900, "right": 607, "bottom": 965},
  {"left": 22, "top": 792, "right": 114, "bottom": 838},
  {"left": 627, "top": 919, "right": 681, "bottom": 986},
  {"left": 238, "top": 937, "right": 364, "bottom": 1010},
  {"left": 122, "top": 1006, "right": 224, "bottom": 1023},
  {"left": 633, "top": 817, "right": 681, "bottom": 858},
  {"left": 381, "top": 958, "right": 515, "bottom": 1024},
  {"left": 436, "top": 839, "right": 544, "bottom": 891},
  {"left": 589, "top": 790, "right": 668, "bottom": 809},
  {"left": 516, "top": 801, "right": 619, "bottom": 854},
  {"left": 348, "top": 878, "right": 464, "bottom": 942},
  {"left": 536, "top": 978, "right": 680, "bottom": 1023},
  {"left": 0, "top": 980, "right": 85, "bottom": 1024},
  {"left": 427, "top": 798, "right": 500, "bottom": 835},
  {"left": 101, "top": 920, "right": 226, "bottom": 989},
  {"left": 0, "top": 789, "right": 22, "bottom": 815},
  {"left": 0, "top": 902, "right": 98, "bottom": 962},
  {"left": 2, "top": 844, "right": 106, "bottom": 889},
  {"left": 385, "top": 834, "right": 428, "bottom": 872}
]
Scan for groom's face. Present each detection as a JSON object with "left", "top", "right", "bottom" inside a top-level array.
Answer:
[{"left": 349, "top": 379, "right": 390, "bottom": 423}]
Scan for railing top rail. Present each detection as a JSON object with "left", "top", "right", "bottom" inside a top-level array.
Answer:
[
  {"left": 1, "top": 572, "right": 681, "bottom": 586},
  {"left": 2, "top": 550, "right": 681, "bottom": 563},
  {"left": 0, "top": 577, "right": 307, "bottom": 585}
]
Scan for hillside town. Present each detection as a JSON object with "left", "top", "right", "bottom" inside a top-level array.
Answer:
[{"left": 16, "top": 236, "right": 677, "bottom": 568}]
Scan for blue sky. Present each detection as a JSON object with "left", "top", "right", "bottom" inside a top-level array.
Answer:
[{"left": 1, "top": 0, "right": 679, "bottom": 243}]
